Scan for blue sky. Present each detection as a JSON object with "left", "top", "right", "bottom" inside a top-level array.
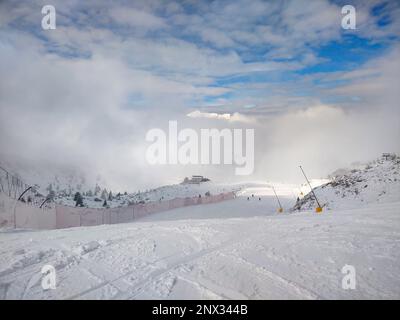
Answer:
[{"left": 2, "top": 0, "right": 398, "bottom": 113}]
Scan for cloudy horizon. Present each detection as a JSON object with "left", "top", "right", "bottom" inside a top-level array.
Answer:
[{"left": 0, "top": 0, "right": 399, "bottom": 192}]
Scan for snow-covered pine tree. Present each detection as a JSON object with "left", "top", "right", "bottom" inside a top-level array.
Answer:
[
  {"left": 47, "top": 190, "right": 56, "bottom": 201},
  {"left": 101, "top": 189, "right": 108, "bottom": 200},
  {"left": 74, "top": 192, "right": 84, "bottom": 207},
  {"left": 94, "top": 184, "right": 101, "bottom": 196}
]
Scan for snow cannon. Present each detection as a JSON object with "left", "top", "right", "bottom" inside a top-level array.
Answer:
[
  {"left": 315, "top": 206, "right": 322, "bottom": 213},
  {"left": 272, "top": 186, "right": 283, "bottom": 214}
]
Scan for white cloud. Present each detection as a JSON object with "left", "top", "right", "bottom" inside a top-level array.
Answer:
[
  {"left": 187, "top": 110, "right": 255, "bottom": 123},
  {"left": 109, "top": 7, "right": 166, "bottom": 30}
]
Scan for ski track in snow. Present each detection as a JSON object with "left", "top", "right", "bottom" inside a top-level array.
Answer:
[{"left": 0, "top": 184, "right": 400, "bottom": 300}]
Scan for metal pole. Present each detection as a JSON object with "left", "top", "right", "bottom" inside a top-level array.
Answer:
[
  {"left": 6, "top": 173, "right": 10, "bottom": 197},
  {"left": 299, "top": 165, "right": 322, "bottom": 208},
  {"left": 40, "top": 197, "right": 50, "bottom": 209},
  {"left": 272, "top": 186, "right": 283, "bottom": 210},
  {"left": 18, "top": 186, "right": 32, "bottom": 201},
  {"left": 0, "top": 166, "right": 27, "bottom": 199}
]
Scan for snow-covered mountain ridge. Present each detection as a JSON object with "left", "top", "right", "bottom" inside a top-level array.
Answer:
[
  {"left": 0, "top": 154, "right": 245, "bottom": 208},
  {"left": 293, "top": 154, "right": 400, "bottom": 211},
  {"left": 55, "top": 181, "right": 246, "bottom": 209}
]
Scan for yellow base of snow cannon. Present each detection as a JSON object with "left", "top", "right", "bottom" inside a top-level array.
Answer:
[
  {"left": 278, "top": 208, "right": 283, "bottom": 213},
  {"left": 315, "top": 206, "right": 322, "bottom": 213}
]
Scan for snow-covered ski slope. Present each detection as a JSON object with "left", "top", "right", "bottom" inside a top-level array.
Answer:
[{"left": 1, "top": 182, "right": 399, "bottom": 300}]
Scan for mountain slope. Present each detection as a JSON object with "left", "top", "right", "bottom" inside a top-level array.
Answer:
[{"left": 293, "top": 154, "right": 400, "bottom": 211}]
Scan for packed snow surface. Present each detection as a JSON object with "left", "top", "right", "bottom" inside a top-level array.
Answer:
[{"left": 0, "top": 181, "right": 399, "bottom": 299}]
